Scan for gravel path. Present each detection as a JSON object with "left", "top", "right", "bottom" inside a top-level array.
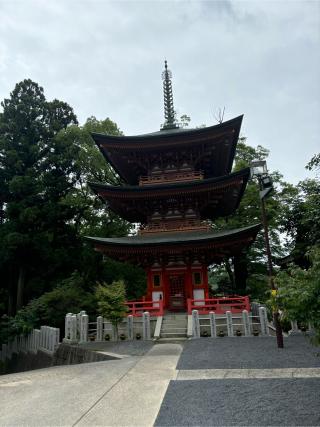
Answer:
[
  {"left": 155, "top": 378, "right": 320, "bottom": 426},
  {"left": 178, "top": 335, "right": 320, "bottom": 370}
]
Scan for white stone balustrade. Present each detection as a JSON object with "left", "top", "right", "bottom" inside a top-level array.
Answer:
[
  {"left": 192, "top": 306, "right": 273, "bottom": 338},
  {"left": 143, "top": 312, "right": 151, "bottom": 340},
  {"left": 0, "top": 325, "right": 60, "bottom": 363},
  {"left": 226, "top": 311, "right": 233, "bottom": 337},
  {"left": 127, "top": 315, "right": 134, "bottom": 340},
  {"left": 209, "top": 311, "right": 217, "bottom": 338},
  {"left": 192, "top": 309, "right": 200, "bottom": 338}
]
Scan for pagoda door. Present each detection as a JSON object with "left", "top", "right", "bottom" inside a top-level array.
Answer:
[{"left": 168, "top": 273, "right": 186, "bottom": 311}]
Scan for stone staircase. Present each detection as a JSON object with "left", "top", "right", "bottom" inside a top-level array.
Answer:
[{"left": 160, "top": 313, "right": 188, "bottom": 339}]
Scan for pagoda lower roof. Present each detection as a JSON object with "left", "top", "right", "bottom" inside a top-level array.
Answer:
[
  {"left": 89, "top": 168, "right": 250, "bottom": 223},
  {"left": 91, "top": 115, "right": 243, "bottom": 185},
  {"left": 86, "top": 224, "right": 260, "bottom": 266}
]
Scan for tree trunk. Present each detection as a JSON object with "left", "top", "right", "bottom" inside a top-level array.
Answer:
[
  {"left": 16, "top": 265, "right": 26, "bottom": 311},
  {"left": 8, "top": 292, "right": 14, "bottom": 316},
  {"left": 233, "top": 254, "right": 248, "bottom": 295},
  {"left": 224, "top": 259, "right": 235, "bottom": 291}
]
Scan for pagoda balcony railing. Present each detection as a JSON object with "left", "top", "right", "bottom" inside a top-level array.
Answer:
[
  {"left": 139, "top": 170, "right": 204, "bottom": 186},
  {"left": 139, "top": 219, "right": 212, "bottom": 235},
  {"left": 125, "top": 299, "right": 164, "bottom": 317},
  {"left": 187, "top": 296, "right": 250, "bottom": 315}
]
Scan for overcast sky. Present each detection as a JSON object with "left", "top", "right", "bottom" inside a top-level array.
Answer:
[{"left": 1, "top": 0, "right": 319, "bottom": 184}]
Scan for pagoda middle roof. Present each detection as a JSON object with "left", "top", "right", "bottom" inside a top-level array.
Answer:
[
  {"left": 89, "top": 168, "right": 250, "bottom": 223},
  {"left": 86, "top": 224, "right": 260, "bottom": 247},
  {"left": 86, "top": 224, "right": 261, "bottom": 266},
  {"left": 91, "top": 115, "right": 243, "bottom": 185}
]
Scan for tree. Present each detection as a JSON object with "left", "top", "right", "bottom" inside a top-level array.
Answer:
[
  {"left": 276, "top": 247, "right": 320, "bottom": 344},
  {"left": 209, "top": 137, "right": 298, "bottom": 298},
  {"left": 95, "top": 280, "right": 128, "bottom": 339},
  {"left": 0, "top": 80, "right": 78, "bottom": 312}
]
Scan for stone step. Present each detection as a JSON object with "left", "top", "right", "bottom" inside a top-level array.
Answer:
[
  {"left": 160, "top": 332, "right": 188, "bottom": 338},
  {"left": 162, "top": 321, "right": 187, "bottom": 326},
  {"left": 157, "top": 337, "right": 188, "bottom": 342},
  {"left": 161, "top": 327, "right": 187, "bottom": 331}
]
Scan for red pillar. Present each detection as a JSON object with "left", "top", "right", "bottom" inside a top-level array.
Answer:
[
  {"left": 185, "top": 264, "right": 193, "bottom": 300},
  {"left": 145, "top": 267, "right": 152, "bottom": 300},
  {"left": 203, "top": 265, "right": 209, "bottom": 298}
]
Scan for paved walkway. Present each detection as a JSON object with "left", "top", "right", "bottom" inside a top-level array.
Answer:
[
  {"left": 1, "top": 336, "right": 320, "bottom": 426},
  {"left": 0, "top": 343, "right": 182, "bottom": 427}
]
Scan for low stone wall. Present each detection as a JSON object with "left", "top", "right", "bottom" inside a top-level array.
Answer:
[
  {"left": 1, "top": 349, "right": 53, "bottom": 375},
  {"left": 52, "top": 343, "right": 120, "bottom": 366}
]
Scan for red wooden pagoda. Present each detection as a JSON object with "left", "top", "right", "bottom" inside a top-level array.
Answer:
[{"left": 87, "top": 61, "right": 260, "bottom": 312}]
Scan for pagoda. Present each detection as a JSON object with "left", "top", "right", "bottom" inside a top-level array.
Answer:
[{"left": 87, "top": 62, "right": 260, "bottom": 312}]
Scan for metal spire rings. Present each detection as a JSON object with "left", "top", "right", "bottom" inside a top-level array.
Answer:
[{"left": 161, "top": 60, "right": 178, "bottom": 130}]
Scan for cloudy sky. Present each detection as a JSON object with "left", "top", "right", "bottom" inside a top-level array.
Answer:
[{"left": 1, "top": 0, "right": 319, "bottom": 184}]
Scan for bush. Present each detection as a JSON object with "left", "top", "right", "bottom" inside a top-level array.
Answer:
[
  {"left": 95, "top": 280, "right": 128, "bottom": 340},
  {"left": 276, "top": 247, "right": 320, "bottom": 344},
  {"left": 0, "top": 271, "right": 96, "bottom": 344}
]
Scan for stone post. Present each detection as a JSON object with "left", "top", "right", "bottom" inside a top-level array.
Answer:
[
  {"left": 50, "top": 327, "right": 56, "bottom": 352},
  {"left": 259, "top": 306, "right": 269, "bottom": 336},
  {"left": 79, "top": 314, "right": 88, "bottom": 343},
  {"left": 209, "top": 311, "right": 217, "bottom": 338},
  {"left": 192, "top": 310, "right": 200, "bottom": 338},
  {"left": 96, "top": 316, "right": 103, "bottom": 342},
  {"left": 70, "top": 315, "right": 77, "bottom": 342},
  {"left": 289, "top": 320, "right": 301, "bottom": 336},
  {"left": 34, "top": 329, "right": 40, "bottom": 351},
  {"left": 143, "top": 312, "right": 151, "bottom": 340},
  {"left": 54, "top": 328, "right": 60, "bottom": 350},
  {"left": 127, "top": 315, "right": 134, "bottom": 340},
  {"left": 40, "top": 326, "right": 45, "bottom": 350},
  {"left": 65, "top": 313, "right": 72, "bottom": 340},
  {"left": 226, "top": 311, "right": 233, "bottom": 337},
  {"left": 242, "top": 310, "right": 251, "bottom": 336}
]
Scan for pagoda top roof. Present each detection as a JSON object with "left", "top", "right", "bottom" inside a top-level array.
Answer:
[
  {"left": 86, "top": 223, "right": 260, "bottom": 247},
  {"left": 92, "top": 115, "right": 243, "bottom": 146},
  {"left": 91, "top": 115, "right": 243, "bottom": 185}
]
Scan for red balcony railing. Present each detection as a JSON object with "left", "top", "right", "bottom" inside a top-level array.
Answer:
[
  {"left": 187, "top": 296, "right": 250, "bottom": 315},
  {"left": 125, "top": 300, "right": 164, "bottom": 317},
  {"left": 139, "top": 170, "right": 204, "bottom": 186}
]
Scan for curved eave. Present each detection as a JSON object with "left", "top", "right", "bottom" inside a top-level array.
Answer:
[
  {"left": 91, "top": 115, "right": 243, "bottom": 184},
  {"left": 85, "top": 224, "right": 261, "bottom": 265},
  {"left": 89, "top": 168, "right": 250, "bottom": 223},
  {"left": 91, "top": 115, "right": 243, "bottom": 146}
]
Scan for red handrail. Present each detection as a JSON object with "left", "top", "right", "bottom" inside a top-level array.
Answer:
[
  {"left": 187, "top": 296, "right": 250, "bottom": 314},
  {"left": 125, "top": 299, "right": 164, "bottom": 317}
]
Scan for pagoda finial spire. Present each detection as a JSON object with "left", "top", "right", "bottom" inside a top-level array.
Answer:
[{"left": 161, "top": 60, "right": 178, "bottom": 130}]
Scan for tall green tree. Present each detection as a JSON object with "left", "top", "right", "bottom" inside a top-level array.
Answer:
[
  {"left": 280, "top": 152, "right": 320, "bottom": 268},
  {"left": 210, "top": 138, "right": 298, "bottom": 298},
  {"left": 0, "top": 80, "right": 78, "bottom": 312}
]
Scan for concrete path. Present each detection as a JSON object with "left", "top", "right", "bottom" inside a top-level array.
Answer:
[
  {"left": 0, "top": 343, "right": 182, "bottom": 427},
  {"left": 1, "top": 337, "right": 320, "bottom": 426}
]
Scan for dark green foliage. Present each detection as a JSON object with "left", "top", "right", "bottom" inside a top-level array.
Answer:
[
  {"left": 0, "top": 80, "right": 79, "bottom": 311},
  {"left": 211, "top": 137, "right": 298, "bottom": 297},
  {"left": 283, "top": 178, "right": 320, "bottom": 267},
  {"left": 0, "top": 272, "right": 96, "bottom": 344},
  {"left": 276, "top": 247, "right": 320, "bottom": 344},
  {"left": 101, "top": 258, "right": 146, "bottom": 301},
  {"left": 0, "top": 80, "right": 136, "bottom": 318}
]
